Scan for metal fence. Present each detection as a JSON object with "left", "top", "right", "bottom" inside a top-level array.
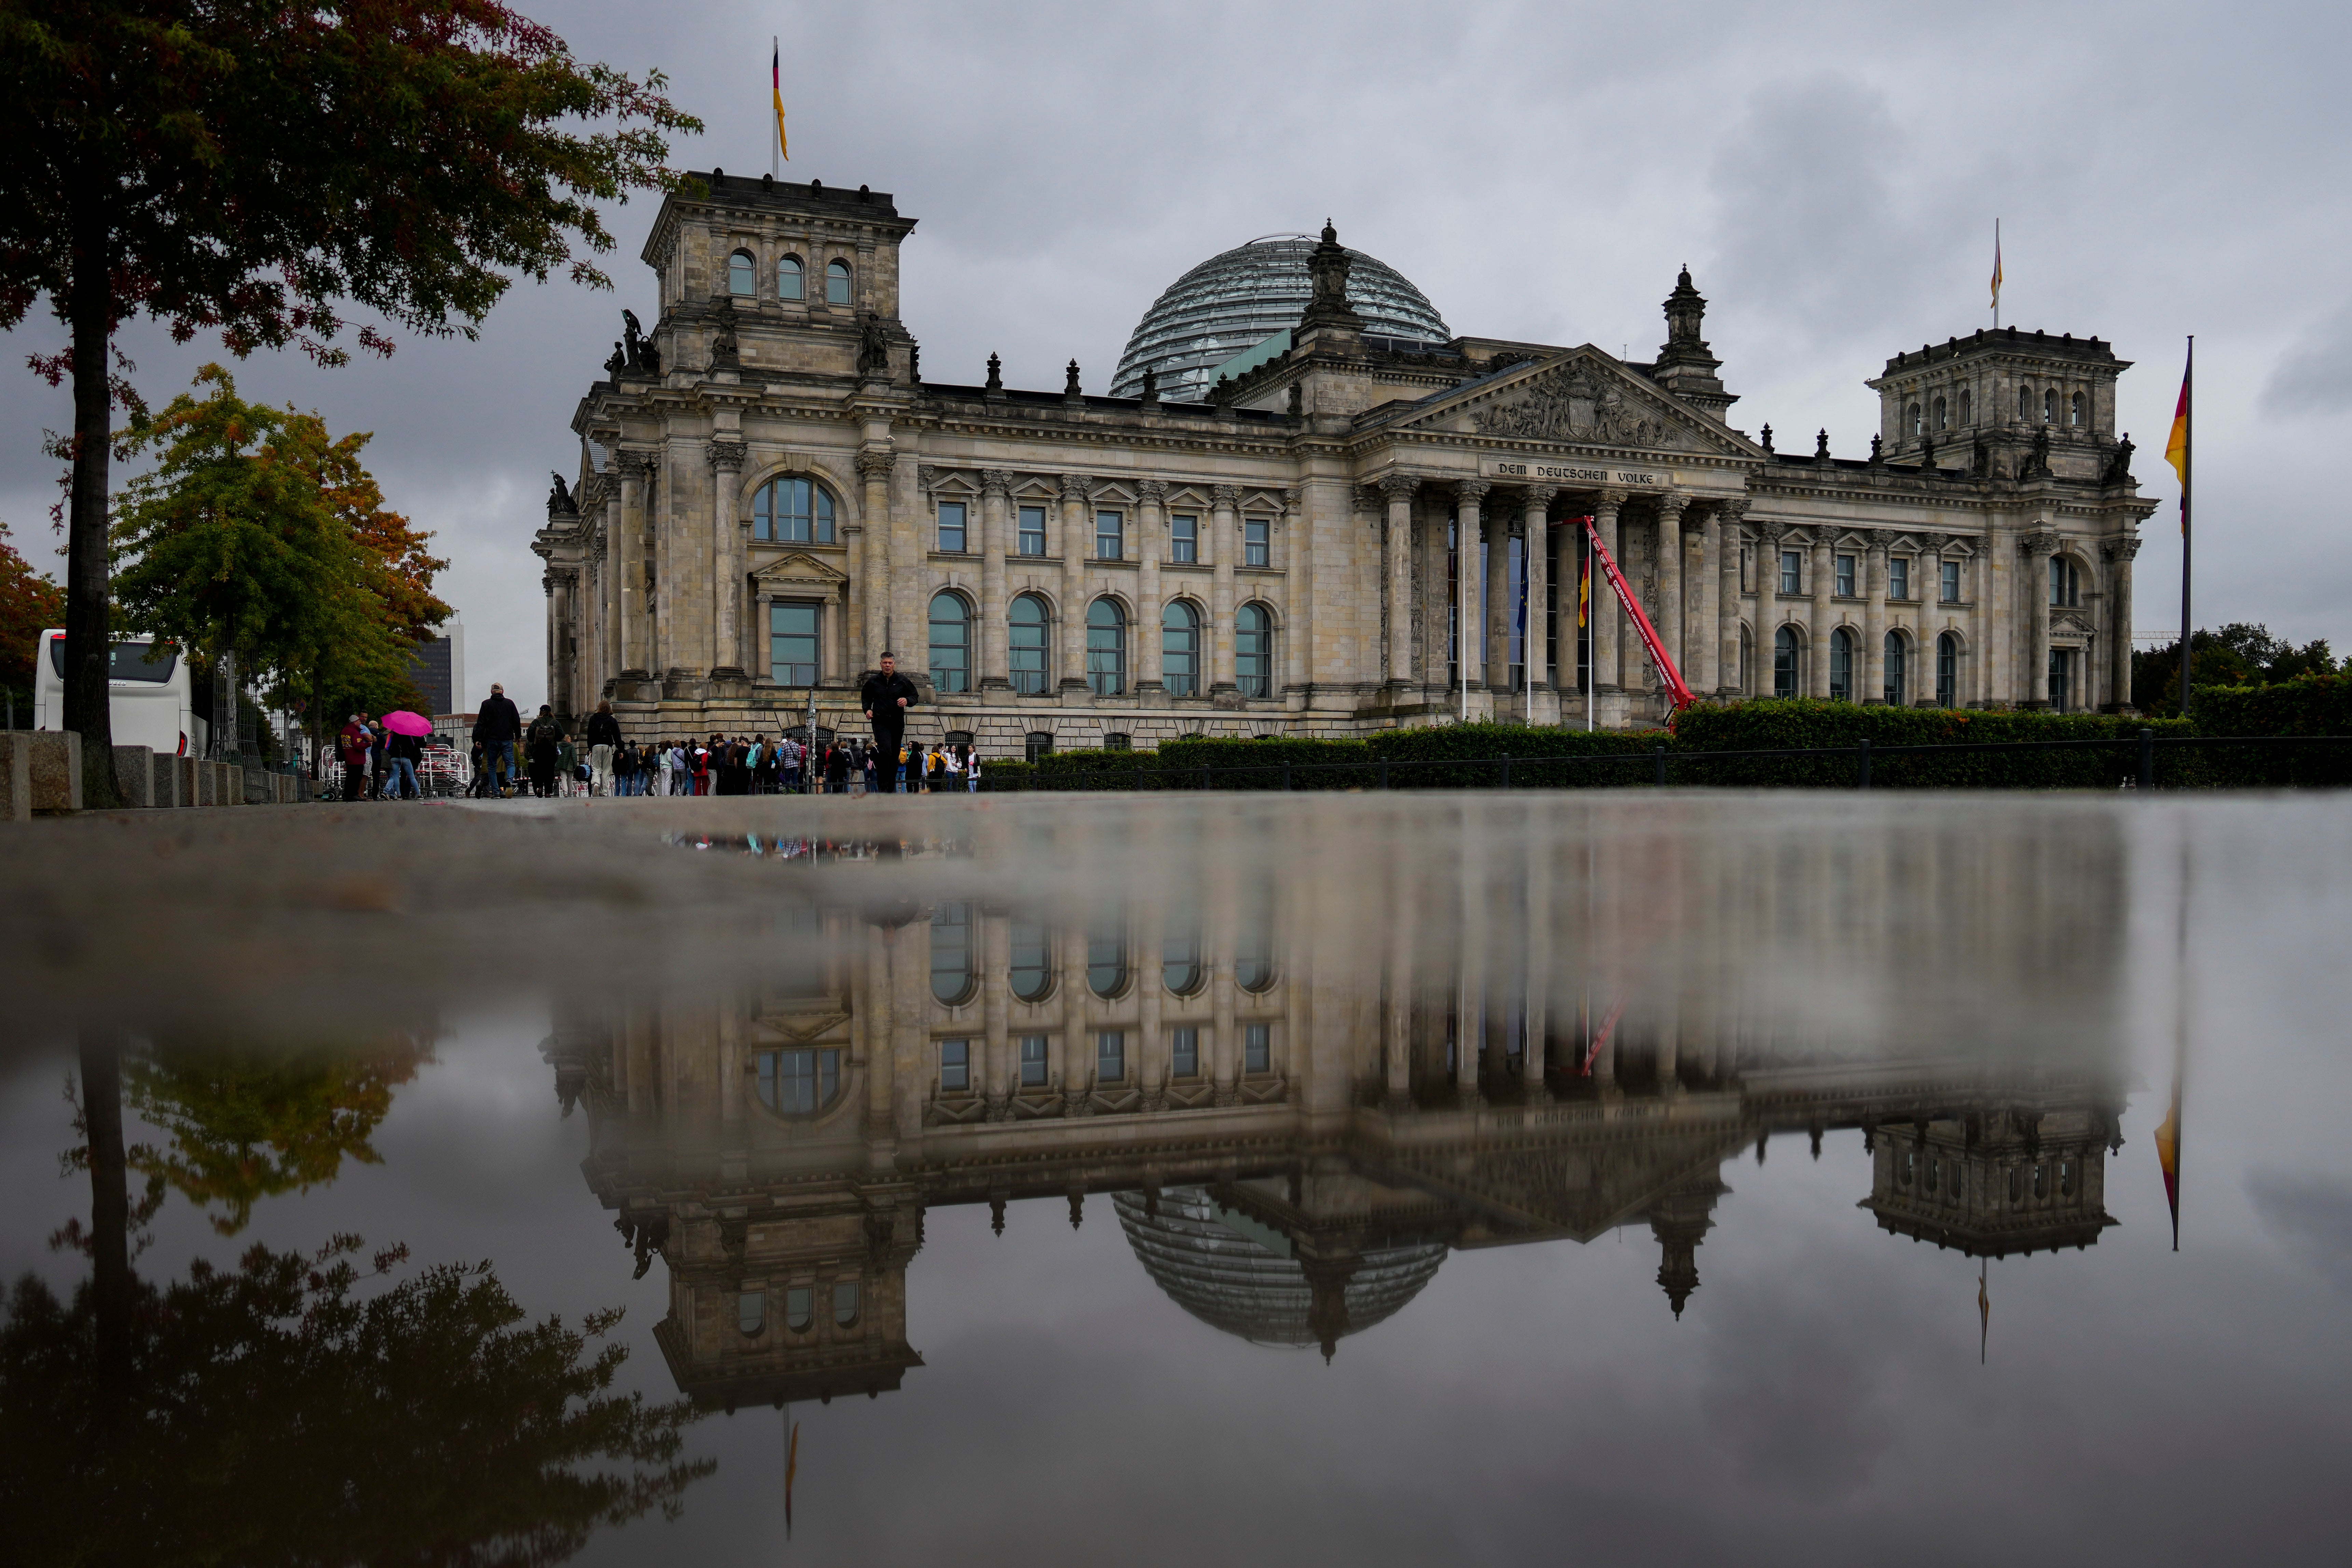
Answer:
[{"left": 978, "top": 731, "right": 2352, "bottom": 793}]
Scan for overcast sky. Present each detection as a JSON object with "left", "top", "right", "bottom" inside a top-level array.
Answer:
[{"left": 6, "top": 0, "right": 2347, "bottom": 713}]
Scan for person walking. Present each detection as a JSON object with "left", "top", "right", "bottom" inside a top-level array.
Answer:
[
  {"left": 825, "top": 741, "right": 850, "bottom": 794},
  {"left": 860, "top": 652, "right": 919, "bottom": 796},
  {"left": 475, "top": 682, "right": 523, "bottom": 797},
  {"left": 386, "top": 725, "right": 422, "bottom": 800},
  {"left": 586, "top": 700, "right": 620, "bottom": 796},
  {"left": 338, "top": 713, "right": 371, "bottom": 802},
  {"left": 967, "top": 746, "right": 982, "bottom": 794},
  {"left": 525, "top": 704, "right": 564, "bottom": 798}
]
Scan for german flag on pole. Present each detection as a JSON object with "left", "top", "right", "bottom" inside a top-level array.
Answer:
[
  {"left": 1579, "top": 551, "right": 1591, "bottom": 628},
  {"left": 2164, "top": 349, "right": 2191, "bottom": 495},
  {"left": 2154, "top": 1062, "right": 2183, "bottom": 1250}
]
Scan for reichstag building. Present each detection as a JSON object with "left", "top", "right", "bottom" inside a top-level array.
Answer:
[{"left": 536, "top": 171, "right": 2158, "bottom": 749}]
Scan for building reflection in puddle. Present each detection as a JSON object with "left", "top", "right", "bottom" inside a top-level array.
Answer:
[{"left": 554, "top": 799, "right": 2130, "bottom": 1408}]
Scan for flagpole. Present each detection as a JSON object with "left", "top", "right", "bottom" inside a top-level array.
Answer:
[
  {"left": 1992, "top": 219, "right": 2000, "bottom": 330},
  {"left": 771, "top": 37, "right": 781, "bottom": 178},
  {"left": 2176, "top": 336, "right": 2194, "bottom": 720}
]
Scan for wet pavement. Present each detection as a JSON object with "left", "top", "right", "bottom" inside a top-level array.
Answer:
[{"left": 3, "top": 791, "right": 2347, "bottom": 1564}]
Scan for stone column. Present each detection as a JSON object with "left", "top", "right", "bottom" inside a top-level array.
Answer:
[
  {"left": 979, "top": 470, "right": 1012, "bottom": 689},
  {"left": 1591, "top": 490, "right": 1624, "bottom": 696},
  {"left": 1453, "top": 480, "right": 1489, "bottom": 692},
  {"left": 1525, "top": 487, "right": 1555, "bottom": 692},
  {"left": 981, "top": 907, "right": 1012, "bottom": 1118},
  {"left": 1059, "top": 473, "right": 1090, "bottom": 692},
  {"left": 1809, "top": 532, "right": 1834, "bottom": 698},
  {"left": 552, "top": 571, "right": 574, "bottom": 713},
  {"left": 652, "top": 445, "right": 679, "bottom": 675},
  {"left": 2103, "top": 535, "right": 2141, "bottom": 709},
  {"left": 616, "top": 453, "right": 650, "bottom": 676},
  {"left": 1381, "top": 474, "right": 1417, "bottom": 687},
  {"left": 1970, "top": 536, "right": 1993, "bottom": 705},
  {"left": 1654, "top": 492, "right": 1687, "bottom": 681},
  {"left": 1477, "top": 484, "right": 1511, "bottom": 691},
  {"left": 2024, "top": 530, "right": 2057, "bottom": 704},
  {"left": 1523, "top": 846, "right": 1549, "bottom": 1103},
  {"left": 1383, "top": 869, "right": 1415, "bottom": 1108},
  {"left": 1862, "top": 529, "right": 1891, "bottom": 703},
  {"left": 857, "top": 448, "right": 895, "bottom": 669},
  {"left": 1209, "top": 484, "right": 1239, "bottom": 696},
  {"left": 1716, "top": 500, "right": 1747, "bottom": 696},
  {"left": 708, "top": 440, "right": 745, "bottom": 677},
  {"left": 1690, "top": 503, "right": 1719, "bottom": 695},
  {"left": 1135, "top": 480, "right": 1165, "bottom": 691}
]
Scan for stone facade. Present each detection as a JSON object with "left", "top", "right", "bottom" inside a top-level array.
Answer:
[{"left": 536, "top": 173, "right": 2159, "bottom": 748}]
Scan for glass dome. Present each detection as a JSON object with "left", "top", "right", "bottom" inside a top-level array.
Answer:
[
  {"left": 1109, "top": 234, "right": 1451, "bottom": 402},
  {"left": 1114, "top": 1186, "right": 1447, "bottom": 1350}
]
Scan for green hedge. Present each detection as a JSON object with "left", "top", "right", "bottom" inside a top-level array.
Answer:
[
  {"left": 1157, "top": 736, "right": 1376, "bottom": 789},
  {"left": 1367, "top": 723, "right": 1658, "bottom": 789},
  {"left": 2186, "top": 675, "right": 2352, "bottom": 787},
  {"left": 1670, "top": 701, "right": 2205, "bottom": 789}
]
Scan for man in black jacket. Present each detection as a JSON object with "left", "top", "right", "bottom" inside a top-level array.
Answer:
[
  {"left": 584, "top": 700, "right": 622, "bottom": 796},
  {"left": 859, "top": 653, "right": 919, "bottom": 795},
  {"left": 474, "top": 682, "right": 523, "bottom": 797}
]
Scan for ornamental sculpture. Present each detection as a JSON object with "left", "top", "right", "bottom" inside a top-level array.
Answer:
[{"left": 1472, "top": 367, "right": 1679, "bottom": 451}]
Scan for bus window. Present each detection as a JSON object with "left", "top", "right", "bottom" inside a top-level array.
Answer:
[{"left": 49, "top": 638, "right": 177, "bottom": 682}]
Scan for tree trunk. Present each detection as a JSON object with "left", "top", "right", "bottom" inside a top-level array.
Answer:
[
  {"left": 79, "top": 1032, "right": 133, "bottom": 1392},
  {"left": 65, "top": 185, "right": 120, "bottom": 807}
]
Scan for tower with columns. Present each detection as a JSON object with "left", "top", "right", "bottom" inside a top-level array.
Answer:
[{"left": 533, "top": 179, "right": 2157, "bottom": 744}]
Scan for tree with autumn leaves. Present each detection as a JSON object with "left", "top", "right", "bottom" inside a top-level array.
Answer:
[
  {"left": 111, "top": 365, "right": 454, "bottom": 754},
  {"left": 0, "top": 0, "right": 701, "bottom": 803}
]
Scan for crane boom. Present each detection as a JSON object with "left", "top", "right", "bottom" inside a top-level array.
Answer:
[{"left": 1579, "top": 515, "right": 1697, "bottom": 714}]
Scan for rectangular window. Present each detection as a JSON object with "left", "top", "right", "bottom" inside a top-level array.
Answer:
[
  {"left": 1779, "top": 550, "right": 1802, "bottom": 594},
  {"left": 1019, "top": 1034, "right": 1048, "bottom": 1088},
  {"left": 1243, "top": 517, "right": 1270, "bottom": 568},
  {"left": 1096, "top": 1030, "right": 1124, "bottom": 1084},
  {"left": 937, "top": 500, "right": 967, "bottom": 554},
  {"left": 1018, "top": 505, "right": 1046, "bottom": 557},
  {"left": 939, "top": 1039, "right": 969, "bottom": 1093},
  {"left": 1170, "top": 513, "right": 1198, "bottom": 563},
  {"left": 1887, "top": 557, "right": 1910, "bottom": 601},
  {"left": 1941, "top": 559, "right": 1961, "bottom": 603},
  {"left": 2048, "top": 649, "right": 2071, "bottom": 713},
  {"left": 1834, "top": 554, "right": 1857, "bottom": 596},
  {"left": 769, "top": 602, "right": 819, "bottom": 686},
  {"left": 1171, "top": 1026, "right": 1199, "bottom": 1079},
  {"left": 1096, "top": 509, "right": 1123, "bottom": 560},
  {"left": 1244, "top": 1023, "right": 1271, "bottom": 1074}
]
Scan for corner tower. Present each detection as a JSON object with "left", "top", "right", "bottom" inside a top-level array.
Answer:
[{"left": 1867, "top": 328, "right": 2131, "bottom": 481}]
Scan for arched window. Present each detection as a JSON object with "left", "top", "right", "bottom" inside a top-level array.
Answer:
[
  {"left": 1102, "top": 731, "right": 1131, "bottom": 752},
  {"left": 1936, "top": 632, "right": 1959, "bottom": 708},
  {"left": 728, "top": 249, "right": 756, "bottom": 296},
  {"left": 755, "top": 1047, "right": 842, "bottom": 1116},
  {"left": 738, "top": 1291, "right": 765, "bottom": 1336},
  {"left": 2043, "top": 387, "right": 2058, "bottom": 424},
  {"left": 1235, "top": 879, "right": 1276, "bottom": 992},
  {"left": 1009, "top": 594, "right": 1050, "bottom": 695},
  {"left": 1086, "top": 599, "right": 1125, "bottom": 696},
  {"left": 1773, "top": 625, "right": 1799, "bottom": 699},
  {"left": 2069, "top": 390, "right": 2086, "bottom": 427},
  {"left": 1907, "top": 402, "right": 1922, "bottom": 436},
  {"left": 931, "top": 901, "right": 974, "bottom": 1005},
  {"left": 928, "top": 592, "right": 970, "bottom": 694},
  {"left": 1162, "top": 920, "right": 1202, "bottom": 993},
  {"left": 1883, "top": 632, "right": 1907, "bottom": 706},
  {"left": 1235, "top": 602, "right": 1273, "bottom": 698},
  {"left": 1024, "top": 731, "right": 1053, "bottom": 763},
  {"left": 778, "top": 255, "right": 804, "bottom": 300},
  {"left": 2049, "top": 555, "right": 2080, "bottom": 606},
  {"left": 833, "top": 1280, "right": 860, "bottom": 1328},
  {"left": 1932, "top": 396, "right": 1948, "bottom": 430},
  {"left": 826, "top": 259, "right": 851, "bottom": 305},
  {"left": 1958, "top": 388, "right": 1971, "bottom": 424},
  {"left": 1008, "top": 918, "right": 1052, "bottom": 1001},
  {"left": 753, "top": 476, "right": 836, "bottom": 543},
  {"left": 785, "top": 1287, "right": 814, "bottom": 1333},
  {"left": 1829, "top": 628, "right": 1855, "bottom": 702},
  {"left": 1161, "top": 600, "right": 1199, "bottom": 697},
  {"left": 1087, "top": 920, "right": 1128, "bottom": 998}
]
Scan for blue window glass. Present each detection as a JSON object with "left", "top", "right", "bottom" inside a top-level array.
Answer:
[
  {"left": 778, "top": 255, "right": 804, "bottom": 300},
  {"left": 826, "top": 259, "right": 851, "bottom": 305},
  {"left": 1009, "top": 594, "right": 1049, "bottom": 695},
  {"left": 1244, "top": 517, "right": 1269, "bottom": 567},
  {"left": 1096, "top": 510, "right": 1123, "bottom": 560},
  {"left": 770, "top": 602, "right": 819, "bottom": 686},
  {"left": 1019, "top": 1033, "right": 1049, "bottom": 1087},
  {"left": 1161, "top": 600, "right": 1198, "bottom": 697},
  {"left": 1235, "top": 603, "right": 1271, "bottom": 698},
  {"left": 938, "top": 1039, "right": 970, "bottom": 1092},
  {"left": 728, "top": 250, "right": 756, "bottom": 296},
  {"left": 1171, "top": 1027, "right": 1199, "bottom": 1078},
  {"left": 928, "top": 592, "right": 969, "bottom": 694},
  {"left": 1169, "top": 513, "right": 1198, "bottom": 563},
  {"left": 754, "top": 477, "right": 835, "bottom": 543},
  {"left": 1086, "top": 600, "right": 1124, "bottom": 697},
  {"left": 1018, "top": 505, "right": 1046, "bottom": 557},
  {"left": 938, "top": 500, "right": 967, "bottom": 553}
]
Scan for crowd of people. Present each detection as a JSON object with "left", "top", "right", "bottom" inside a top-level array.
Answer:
[{"left": 328, "top": 655, "right": 980, "bottom": 801}]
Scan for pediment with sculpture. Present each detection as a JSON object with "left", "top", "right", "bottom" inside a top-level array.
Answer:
[
  {"left": 751, "top": 550, "right": 850, "bottom": 591},
  {"left": 1391, "top": 350, "right": 1756, "bottom": 458}
]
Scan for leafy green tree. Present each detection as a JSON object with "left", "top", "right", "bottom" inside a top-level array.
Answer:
[
  {"left": 110, "top": 365, "right": 452, "bottom": 755},
  {"left": 0, "top": 1, "right": 701, "bottom": 804},
  {"left": 121, "top": 1032, "right": 435, "bottom": 1235},
  {"left": 2132, "top": 623, "right": 2346, "bottom": 714},
  {"left": 0, "top": 520, "right": 66, "bottom": 719}
]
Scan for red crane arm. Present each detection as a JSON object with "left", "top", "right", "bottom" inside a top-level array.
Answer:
[{"left": 1578, "top": 515, "right": 1697, "bottom": 713}]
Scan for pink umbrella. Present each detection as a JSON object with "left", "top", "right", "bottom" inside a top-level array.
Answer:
[{"left": 380, "top": 710, "right": 434, "bottom": 737}]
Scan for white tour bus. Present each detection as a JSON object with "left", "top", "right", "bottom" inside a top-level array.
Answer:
[{"left": 33, "top": 629, "right": 200, "bottom": 756}]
